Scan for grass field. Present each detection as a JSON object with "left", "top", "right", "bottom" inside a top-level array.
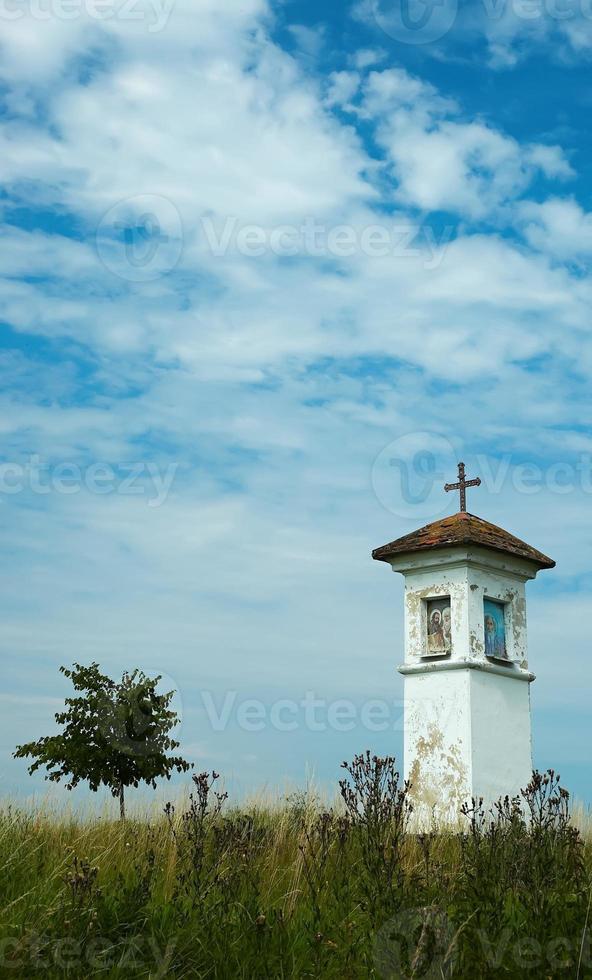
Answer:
[{"left": 1, "top": 756, "right": 591, "bottom": 978}]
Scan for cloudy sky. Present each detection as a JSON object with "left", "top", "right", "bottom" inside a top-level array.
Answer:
[{"left": 1, "top": 0, "right": 591, "bottom": 809}]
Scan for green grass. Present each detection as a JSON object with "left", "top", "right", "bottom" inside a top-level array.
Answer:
[{"left": 0, "top": 760, "right": 591, "bottom": 978}]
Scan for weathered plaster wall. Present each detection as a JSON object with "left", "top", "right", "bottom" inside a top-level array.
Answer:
[
  {"left": 404, "top": 668, "right": 533, "bottom": 824},
  {"left": 404, "top": 564, "right": 469, "bottom": 664},
  {"left": 404, "top": 670, "right": 472, "bottom": 825},
  {"left": 402, "top": 552, "right": 530, "bottom": 667},
  {"left": 466, "top": 565, "right": 528, "bottom": 666},
  {"left": 470, "top": 670, "right": 532, "bottom": 805}
]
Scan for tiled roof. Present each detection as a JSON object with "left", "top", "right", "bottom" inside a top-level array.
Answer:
[{"left": 372, "top": 512, "right": 555, "bottom": 569}]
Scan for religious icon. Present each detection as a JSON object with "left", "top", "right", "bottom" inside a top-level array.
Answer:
[
  {"left": 426, "top": 598, "right": 452, "bottom": 656},
  {"left": 484, "top": 599, "right": 508, "bottom": 660}
]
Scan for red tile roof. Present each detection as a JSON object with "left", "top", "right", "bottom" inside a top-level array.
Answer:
[{"left": 372, "top": 512, "right": 555, "bottom": 569}]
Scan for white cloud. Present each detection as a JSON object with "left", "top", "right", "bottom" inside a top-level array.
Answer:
[
  {"left": 518, "top": 197, "right": 592, "bottom": 258},
  {"left": 526, "top": 143, "right": 574, "bottom": 179},
  {"left": 0, "top": 0, "right": 269, "bottom": 83},
  {"left": 287, "top": 23, "right": 326, "bottom": 59},
  {"left": 325, "top": 70, "right": 361, "bottom": 109},
  {"left": 361, "top": 68, "right": 572, "bottom": 218},
  {"left": 351, "top": 47, "right": 387, "bottom": 69}
]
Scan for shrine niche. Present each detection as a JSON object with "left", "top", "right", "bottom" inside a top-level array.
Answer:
[
  {"left": 484, "top": 598, "right": 508, "bottom": 661},
  {"left": 426, "top": 597, "right": 451, "bottom": 656}
]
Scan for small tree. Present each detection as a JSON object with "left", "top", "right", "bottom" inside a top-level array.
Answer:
[{"left": 14, "top": 663, "right": 192, "bottom": 819}]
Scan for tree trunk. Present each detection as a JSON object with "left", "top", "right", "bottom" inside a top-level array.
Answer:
[{"left": 119, "top": 782, "right": 125, "bottom": 821}]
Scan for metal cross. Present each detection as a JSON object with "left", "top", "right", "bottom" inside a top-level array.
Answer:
[{"left": 444, "top": 462, "right": 481, "bottom": 513}]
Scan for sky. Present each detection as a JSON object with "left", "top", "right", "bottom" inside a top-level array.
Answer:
[{"left": 1, "top": 0, "right": 592, "bottom": 811}]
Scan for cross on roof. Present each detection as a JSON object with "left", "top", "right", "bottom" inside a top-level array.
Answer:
[{"left": 444, "top": 461, "right": 481, "bottom": 513}]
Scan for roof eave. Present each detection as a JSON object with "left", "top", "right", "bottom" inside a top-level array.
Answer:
[{"left": 372, "top": 540, "right": 556, "bottom": 570}]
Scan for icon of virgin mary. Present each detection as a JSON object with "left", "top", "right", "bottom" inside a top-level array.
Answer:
[{"left": 485, "top": 614, "right": 507, "bottom": 659}]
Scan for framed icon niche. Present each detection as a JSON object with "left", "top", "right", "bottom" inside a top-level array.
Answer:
[
  {"left": 425, "top": 597, "right": 452, "bottom": 657},
  {"left": 483, "top": 598, "right": 509, "bottom": 662}
]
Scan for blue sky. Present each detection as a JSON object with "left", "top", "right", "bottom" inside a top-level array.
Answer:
[{"left": 1, "top": 0, "right": 591, "bottom": 810}]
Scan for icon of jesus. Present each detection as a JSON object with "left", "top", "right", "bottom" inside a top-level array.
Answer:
[
  {"left": 427, "top": 609, "right": 444, "bottom": 652},
  {"left": 426, "top": 598, "right": 452, "bottom": 656}
]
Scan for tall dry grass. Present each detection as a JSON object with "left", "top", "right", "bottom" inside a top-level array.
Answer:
[{"left": 0, "top": 760, "right": 590, "bottom": 978}]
